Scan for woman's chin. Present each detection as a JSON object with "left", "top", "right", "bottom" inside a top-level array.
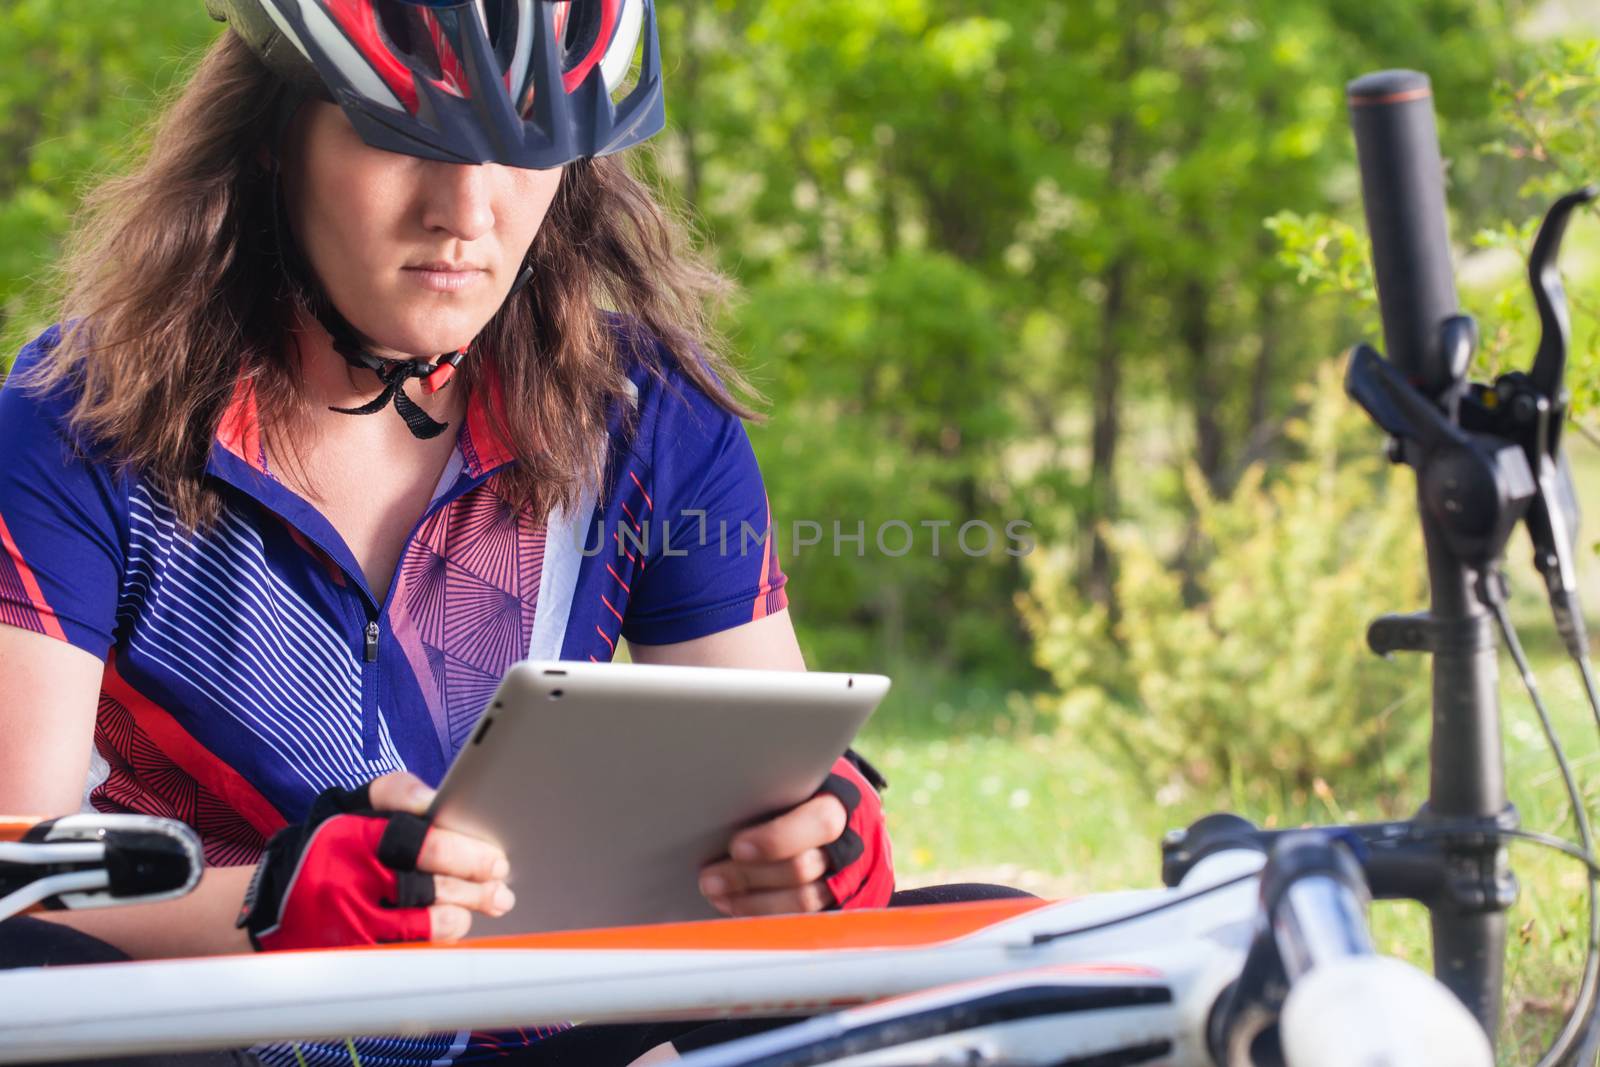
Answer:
[{"left": 364, "top": 326, "right": 486, "bottom": 361}]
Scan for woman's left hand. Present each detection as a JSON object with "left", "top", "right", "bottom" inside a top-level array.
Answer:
[{"left": 698, "top": 793, "right": 848, "bottom": 917}]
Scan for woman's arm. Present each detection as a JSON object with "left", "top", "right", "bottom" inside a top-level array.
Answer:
[
  {"left": 26, "top": 770, "right": 515, "bottom": 959},
  {"left": 1, "top": 623, "right": 513, "bottom": 958},
  {"left": 626, "top": 609, "right": 806, "bottom": 671},
  {"left": 0, "top": 626, "right": 101, "bottom": 818},
  {"left": 0, "top": 624, "right": 256, "bottom": 957},
  {"left": 42, "top": 866, "right": 258, "bottom": 957}
]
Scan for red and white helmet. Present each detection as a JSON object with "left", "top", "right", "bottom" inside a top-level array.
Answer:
[{"left": 206, "top": 0, "right": 662, "bottom": 167}]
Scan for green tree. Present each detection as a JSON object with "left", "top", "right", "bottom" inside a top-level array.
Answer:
[
  {"left": 653, "top": 1, "right": 1523, "bottom": 674},
  {"left": 0, "top": 2, "right": 218, "bottom": 359},
  {"left": 0, "top": 3, "right": 1560, "bottom": 710}
]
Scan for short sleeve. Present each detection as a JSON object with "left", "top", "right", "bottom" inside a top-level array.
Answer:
[
  {"left": 0, "top": 328, "right": 126, "bottom": 657},
  {"left": 619, "top": 368, "right": 788, "bottom": 646}
]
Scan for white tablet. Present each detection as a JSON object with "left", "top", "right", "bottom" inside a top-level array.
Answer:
[{"left": 428, "top": 660, "right": 890, "bottom": 936}]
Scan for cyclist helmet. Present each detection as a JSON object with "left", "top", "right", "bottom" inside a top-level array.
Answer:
[
  {"left": 205, "top": 0, "right": 663, "bottom": 168},
  {"left": 201, "top": 1, "right": 664, "bottom": 439}
]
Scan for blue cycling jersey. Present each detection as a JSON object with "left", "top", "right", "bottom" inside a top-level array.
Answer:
[{"left": 0, "top": 318, "right": 788, "bottom": 1065}]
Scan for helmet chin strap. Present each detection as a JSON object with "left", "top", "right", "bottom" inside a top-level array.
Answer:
[{"left": 318, "top": 263, "right": 534, "bottom": 441}]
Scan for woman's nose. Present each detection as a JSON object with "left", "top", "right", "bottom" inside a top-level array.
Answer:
[{"left": 421, "top": 163, "right": 496, "bottom": 242}]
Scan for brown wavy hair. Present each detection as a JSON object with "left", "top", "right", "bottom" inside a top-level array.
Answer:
[{"left": 22, "top": 30, "right": 757, "bottom": 529}]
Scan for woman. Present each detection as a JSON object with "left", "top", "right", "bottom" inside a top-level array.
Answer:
[{"left": 0, "top": 1, "right": 894, "bottom": 1062}]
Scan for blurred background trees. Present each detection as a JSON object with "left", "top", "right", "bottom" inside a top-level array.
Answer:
[{"left": 0, "top": 1, "right": 215, "bottom": 350}]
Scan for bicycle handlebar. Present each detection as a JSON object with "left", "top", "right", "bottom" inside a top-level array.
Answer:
[
  {"left": 1279, "top": 957, "right": 1492, "bottom": 1067},
  {"left": 1270, "top": 852, "right": 1490, "bottom": 1067},
  {"left": 0, "top": 814, "right": 203, "bottom": 922},
  {"left": 1207, "top": 833, "right": 1493, "bottom": 1067},
  {"left": 1348, "top": 71, "right": 1464, "bottom": 397}
]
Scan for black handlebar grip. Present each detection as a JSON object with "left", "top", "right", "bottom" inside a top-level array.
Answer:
[{"left": 1348, "top": 71, "right": 1462, "bottom": 398}]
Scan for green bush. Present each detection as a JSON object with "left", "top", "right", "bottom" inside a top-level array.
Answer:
[{"left": 1019, "top": 357, "right": 1431, "bottom": 813}]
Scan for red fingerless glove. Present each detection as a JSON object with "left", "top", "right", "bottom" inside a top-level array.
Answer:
[
  {"left": 238, "top": 784, "right": 436, "bottom": 951},
  {"left": 816, "top": 750, "right": 894, "bottom": 910}
]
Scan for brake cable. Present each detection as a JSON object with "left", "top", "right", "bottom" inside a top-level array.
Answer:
[{"left": 1480, "top": 576, "right": 1600, "bottom": 1067}]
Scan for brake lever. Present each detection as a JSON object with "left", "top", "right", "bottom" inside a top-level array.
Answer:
[
  {"left": 1463, "top": 186, "right": 1599, "bottom": 655},
  {"left": 1529, "top": 186, "right": 1598, "bottom": 424},
  {"left": 1346, "top": 339, "right": 1472, "bottom": 452}
]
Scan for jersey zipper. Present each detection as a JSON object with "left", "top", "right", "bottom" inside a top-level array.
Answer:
[
  {"left": 356, "top": 462, "right": 503, "bottom": 767},
  {"left": 210, "top": 433, "right": 506, "bottom": 774},
  {"left": 361, "top": 618, "right": 381, "bottom": 760}
]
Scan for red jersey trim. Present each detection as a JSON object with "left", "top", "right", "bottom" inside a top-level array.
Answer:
[
  {"left": 214, "top": 373, "right": 515, "bottom": 480},
  {"left": 102, "top": 654, "right": 287, "bottom": 840},
  {"left": 752, "top": 496, "right": 784, "bottom": 623},
  {"left": 0, "top": 511, "right": 67, "bottom": 643},
  {"left": 462, "top": 365, "right": 515, "bottom": 476},
  {"left": 215, "top": 379, "right": 268, "bottom": 475}
]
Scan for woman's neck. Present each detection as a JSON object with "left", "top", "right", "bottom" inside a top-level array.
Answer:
[{"left": 263, "top": 314, "right": 470, "bottom": 506}]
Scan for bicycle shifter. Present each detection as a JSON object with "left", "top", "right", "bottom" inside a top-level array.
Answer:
[{"left": 1345, "top": 334, "right": 1535, "bottom": 569}]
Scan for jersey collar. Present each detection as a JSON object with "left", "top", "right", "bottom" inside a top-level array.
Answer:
[
  {"left": 205, "top": 374, "right": 518, "bottom": 616},
  {"left": 212, "top": 373, "right": 516, "bottom": 482}
]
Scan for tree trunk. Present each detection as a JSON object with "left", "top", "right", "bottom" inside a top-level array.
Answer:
[
  {"left": 1248, "top": 275, "right": 1280, "bottom": 441},
  {"left": 1076, "top": 12, "right": 1147, "bottom": 617},
  {"left": 877, "top": 170, "right": 900, "bottom": 261},
  {"left": 1181, "top": 276, "right": 1225, "bottom": 493},
  {"left": 1082, "top": 254, "right": 1128, "bottom": 613}
]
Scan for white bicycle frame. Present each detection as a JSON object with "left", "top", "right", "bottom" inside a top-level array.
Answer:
[{"left": 0, "top": 847, "right": 1489, "bottom": 1066}]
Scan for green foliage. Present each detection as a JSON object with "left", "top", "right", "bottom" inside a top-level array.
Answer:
[
  {"left": 1020, "top": 358, "right": 1431, "bottom": 811},
  {"left": 1264, "top": 35, "right": 1600, "bottom": 417},
  {"left": 1475, "top": 37, "right": 1600, "bottom": 411},
  {"left": 658, "top": 1, "right": 1522, "bottom": 682},
  {"left": 737, "top": 251, "right": 1037, "bottom": 682},
  {"left": 0, "top": 1, "right": 218, "bottom": 362},
  {"left": 1487, "top": 37, "right": 1600, "bottom": 197},
  {"left": 1264, "top": 212, "right": 1377, "bottom": 304}
]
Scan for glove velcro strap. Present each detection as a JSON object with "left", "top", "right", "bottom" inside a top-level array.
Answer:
[
  {"left": 814, "top": 773, "right": 862, "bottom": 818},
  {"left": 817, "top": 756, "right": 895, "bottom": 911},
  {"left": 843, "top": 748, "right": 889, "bottom": 791},
  {"left": 304, "top": 782, "right": 375, "bottom": 826},
  {"left": 237, "top": 817, "right": 320, "bottom": 936},
  {"left": 376, "top": 813, "right": 430, "bottom": 871},
  {"left": 821, "top": 829, "right": 865, "bottom": 874},
  {"left": 813, "top": 774, "right": 865, "bottom": 877},
  {"left": 384, "top": 869, "right": 437, "bottom": 909}
]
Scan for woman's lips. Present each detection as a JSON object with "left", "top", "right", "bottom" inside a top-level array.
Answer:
[{"left": 403, "top": 266, "right": 486, "bottom": 293}]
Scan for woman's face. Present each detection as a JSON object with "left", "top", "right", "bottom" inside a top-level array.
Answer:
[{"left": 282, "top": 101, "right": 563, "bottom": 361}]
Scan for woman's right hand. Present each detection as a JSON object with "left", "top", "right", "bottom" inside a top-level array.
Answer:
[{"left": 238, "top": 770, "right": 514, "bottom": 951}]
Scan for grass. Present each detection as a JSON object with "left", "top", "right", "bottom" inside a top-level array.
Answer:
[{"left": 856, "top": 434, "right": 1600, "bottom": 1064}]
